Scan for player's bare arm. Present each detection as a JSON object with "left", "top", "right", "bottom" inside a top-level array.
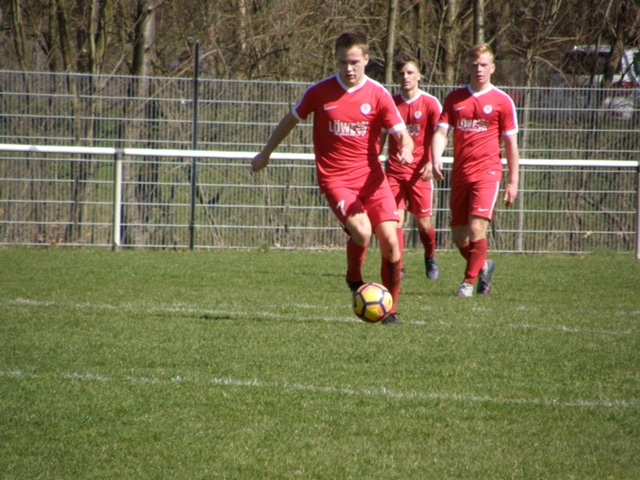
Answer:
[
  {"left": 379, "top": 131, "right": 389, "bottom": 163},
  {"left": 430, "top": 126, "right": 448, "bottom": 181},
  {"left": 379, "top": 131, "right": 388, "bottom": 149},
  {"left": 251, "top": 112, "right": 299, "bottom": 173},
  {"left": 502, "top": 134, "right": 520, "bottom": 207},
  {"left": 391, "top": 129, "right": 414, "bottom": 166}
]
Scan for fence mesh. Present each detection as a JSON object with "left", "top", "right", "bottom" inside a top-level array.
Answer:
[{"left": 0, "top": 71, "right": 638, "bottom": 252}]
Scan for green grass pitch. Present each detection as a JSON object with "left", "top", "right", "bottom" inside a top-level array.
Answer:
[{"left": 1, "top": 247, "right": 639, "bottom": 478}]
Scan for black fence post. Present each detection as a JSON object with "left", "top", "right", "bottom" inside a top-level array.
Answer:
[{"left": 189, "top": 41, "right": 200, "bottom": 250}]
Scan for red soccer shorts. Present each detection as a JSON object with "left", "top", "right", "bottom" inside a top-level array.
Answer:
[
  {"left": 323, "top": 178, "right": 400, "bottom": 229},
  {"left": 387, "top": 173, "right": 434, "bottom": 218},
  {"left": 450, "top": 177, "right": 500, "bottom": 226}
]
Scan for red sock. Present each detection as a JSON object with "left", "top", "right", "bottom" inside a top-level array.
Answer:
[
  {"left": 381, "top": 258, "right": 402, "bottom": 314},
  {"left": 464, "top": 239, "right": 488, "bottom": 285},
  {"left": 346, "top": 237, "right": 368, "bottom": 284},
  {"left": 458, "top": 243, "right": 471, "bottom": 261},
  {"left": 419, "top": 226, "right": 437, "bottom": 259},
  {"left": 397, "top": 228, "right": 405, "bottom": 270}
]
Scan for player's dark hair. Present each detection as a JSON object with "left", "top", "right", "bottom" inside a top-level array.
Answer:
[
  {"left": 394, "top": 53, "right": 421, "bottom": 74},
  {"left": 335, "top": 31, "right": 369, "bottom": 55}
]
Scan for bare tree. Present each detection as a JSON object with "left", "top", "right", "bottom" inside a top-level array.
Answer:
[
  {"left": 10, "top": 0, "right": 31, "bottom": 71},
  {"left": 384, "top": 0, "right": 399, "bottom": 84},
  {"left": 601, "top": 0, "right": 640, "bottom": 88},
  {"left": 121, "top": 0, "right": 166, "bottom": 245},
  {"left": 443, "top": 0, "right": 460, "bottom": 84},
  {"left": 474, "top": 0, "right": 484, "bottom": 44},
  {"left": 3, "top": 0, "right": 640, "bottom": 85}
]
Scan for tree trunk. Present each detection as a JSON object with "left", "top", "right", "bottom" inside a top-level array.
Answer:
[
  {"left": 384, "top": 0, "right": 399, "bottom": 84},
  {"left": 237, "top": 0, "right": 249, "bottom": 56},
  {"left": 123, "top": 0, "right": 159, "bottom": 246},
  {"left": 131, "top": 0, "right": 155, "bottom": 77},
  {"left": 10, "top": 0, "right": 30, "bottom": 72},
  {"left": 88, "top": 0, "right": 109, "bottom": 75},
  {"left": 474, "top": 0, "right": 484, "bottom": 44},
  {"left": 444, "top": 0, "right": 458, "bottom": 85}
]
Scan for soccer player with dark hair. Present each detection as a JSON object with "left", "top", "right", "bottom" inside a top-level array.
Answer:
[{"left": 382, "top": 53, "right": 442, "bottom": 281}]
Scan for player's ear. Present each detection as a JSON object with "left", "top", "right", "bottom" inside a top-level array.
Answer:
[{"left": 363, "top": 54, "right": 370, "bottom": 66}]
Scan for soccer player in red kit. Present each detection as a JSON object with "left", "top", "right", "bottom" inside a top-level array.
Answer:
[
  {"left": 382, "top": 54, "right": 442, "bottom": 281},
  {"left": 252, "top": 31, "right": 414, "bottom": 324},
  {"left": 431, "top": 44, "right": 520, "bottom": 297}
]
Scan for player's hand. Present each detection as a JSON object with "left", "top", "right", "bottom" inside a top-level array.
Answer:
[
  {"left": 431, "top": 159, "right": 445, "bottom": 181},
  {"left": 503, "top": 183, "right": 518, "bottom": 207},
  {"left": 251, "top": 152, "right": 270, "bottom": 173},
  {"left": 397, "top": 148, "right": 413, "bottom": 166},
  {"left": 420, "top": 162, "right": 433, "bottom": 181}
]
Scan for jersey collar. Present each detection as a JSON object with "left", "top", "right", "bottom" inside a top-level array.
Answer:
[{"left": 336, "top": 74, "right": 369, "bottom": 93}]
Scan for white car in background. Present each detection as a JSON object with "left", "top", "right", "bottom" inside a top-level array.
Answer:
[{"left": 549, "top": 45, "right": 640, "bottom": 120}]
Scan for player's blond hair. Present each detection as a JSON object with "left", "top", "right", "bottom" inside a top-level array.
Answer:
[
  {"left": 335, "top": 31, "right": 369, "bottom": 56},
  {"left": 465, "top": 44, "right": 495, "bottom": 62}
]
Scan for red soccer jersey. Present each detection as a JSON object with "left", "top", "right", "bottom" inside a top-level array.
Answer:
[
  {"left": 387, "top": 90, "right": 442, "bottom": 177},
  {"left": 438, "top": 85, "right": 518, "bottom": 182},
  {"left": 293, "top": 75, "right": 406, "bottom": 190}
]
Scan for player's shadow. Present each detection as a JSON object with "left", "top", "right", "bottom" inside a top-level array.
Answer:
[
  {"left": 152, "top": 311, "right": 234, "bottom": 321},
  {"left": 200, "top": 313, "right": 234, "bottom": 321}
]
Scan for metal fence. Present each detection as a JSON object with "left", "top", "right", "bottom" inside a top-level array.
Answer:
[{"left": 0, "top": 71, "right": 638, "bottom": 255}]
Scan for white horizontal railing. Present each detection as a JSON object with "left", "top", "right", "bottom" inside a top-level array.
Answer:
[
  {"left": 2, "top": 143, "right": 639, "bottom": 167},
  {"left": 0, "top": 143, "right": 638, "bottom": 258}
]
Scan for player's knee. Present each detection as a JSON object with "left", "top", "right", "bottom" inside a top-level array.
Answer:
[
  {"left": 416, "top": 218, "right": 432, "bottom": 232},
  {"left": 349, "top": 227, "right": 372, "bottom": 246},
  {"left": 345, "top": 213, "right": 372, "bottom": 242},
  {"left": 379, "top": 237, "right": 401, "bottom": 262},
  {"left": 382, "top": 248, "right": 401, "bottom": 263},
  {"left": 468, "top": 218, "right": 489, "bottom": 240}
]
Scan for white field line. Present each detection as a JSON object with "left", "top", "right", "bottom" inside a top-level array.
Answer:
[
  {"left": 3, "top": 298, "right": 636, "bottom": 336},
  {"left": 1, "top": 369, "right": 635, "bottom": 410}
]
